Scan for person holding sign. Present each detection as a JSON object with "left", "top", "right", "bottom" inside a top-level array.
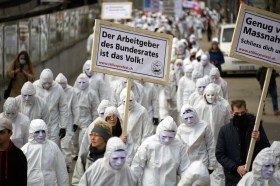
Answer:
[
  {"left": 216, "top": 99, "right": 270, "bottom": 186},
  {"left": 131, "top": 116, "right": 190, "bottom": 186},
  {"left": 117, "top": 88, "right": 153, "bottom": 166}
]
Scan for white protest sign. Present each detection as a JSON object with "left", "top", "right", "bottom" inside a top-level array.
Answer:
[
  {"left": 101, "top": 2, "right": 132, "bottom": 20},
  {"left": 91, "top": 19, "right": 172, "bottom": 85},
  {"left": 230, "top": 4, "right": 280, "bottom": 70}
]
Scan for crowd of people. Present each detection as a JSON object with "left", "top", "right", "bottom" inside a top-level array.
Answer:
[{"left": 1, "top": 8, "right": 280, "bottom": 186}]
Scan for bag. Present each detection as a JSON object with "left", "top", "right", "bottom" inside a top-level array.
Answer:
[{"left": 4, "top": 80, "right": 13, "bottom": 99}]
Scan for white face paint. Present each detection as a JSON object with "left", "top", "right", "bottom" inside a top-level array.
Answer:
[
  {"left": 77, "top": 78, "right": 89, "bottom": 90},
  {"left": 185, "top": 71, "right": 192, "bottom": 79},
  {"left": 33, "top": 130, "right": 46, "bottom": 143},
  {"left": 123, "top": 98, "right": 135, "bottom": 111},
  {"left": 261, "top": 164, "right": 275, "bottom": 180},
  {"left": 211, "top": 75, "right": 218, "bottom": 83},
  {"left": 201, "top": 59, "right": 208, "bottom": 66},
  {"left": 159, "top": 131, "right": 176, "bottom": 145},
  {"left": 197, "top": 85, "right": 206, "bottom": 95},
  {"left": 85, "top": 64, "right": 92, "bottom": 77},
  {"left": 59, "top": 82, "right": 67, "bottom": 90},
  {"left": 42, "top": 82, "right": 52, "bottom": 90},
  {"left": 4, "top": 107, "right": 18, "bottom": 121},
  {"left": 182, "top": 111, "right": 195, "bottom": 125},
  {"left": 205, "top": 90, "right": 216, "bottom": 104},
  {"left": 109, "top": 150, "right": 127, "bottom": 170},
  {"left": 22, "top": 94, "right": 34, "bottom": 105}
]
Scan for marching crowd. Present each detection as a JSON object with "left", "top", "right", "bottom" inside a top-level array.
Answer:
[{"left": 1, "top": 9, "right": 280, "bottom": 186}]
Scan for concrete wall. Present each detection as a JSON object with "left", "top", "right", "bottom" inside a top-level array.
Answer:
[{"left": 0, "top": 38, "right": 88, "bottom": 112}]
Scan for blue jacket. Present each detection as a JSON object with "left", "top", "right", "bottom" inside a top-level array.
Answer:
[{"left": 209, "top": 51, "right": 225, "bottom": 67}]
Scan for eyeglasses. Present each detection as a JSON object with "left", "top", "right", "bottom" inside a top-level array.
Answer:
[{"left": 233, "top": 111, "right": 246, "bottom": 116}]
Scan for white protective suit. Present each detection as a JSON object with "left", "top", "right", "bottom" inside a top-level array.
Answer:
[
  {"left": 209, "top": 67, "right": 228, "bottom": 100},
  {"left": 131, "top": 116, "right": 190, "bottom": 186},
  {"left": 195, "top": 85, "right": 231, "bottom": 143},
  {"left": 79, "top": 137, "right": 136, "bottom": 185},
  {"left": 117, "top": 89, "right": 153, "bottom": 165},
  {"left": 187, "top": 77, "right": 210, "bottom": 106},
  {"left": 55, "top": 73, "right": 80, "bottom": 167},
  {"left": 176, "top": 104, "right": 216, "bottom": 170},
  {"left": 1, "top": 97, "right": 29, "bottom": 148},
  {"left": 21, "top": 119, "right": 68, "bottom": 186},
  {"left": 15, "top": 81, "right": 51, "bottom": 128},
  {"left": 191, "top": 69, "right": 203, "bottom": 84},
  {"left": 270, "top": 141, "right": 280, "bottom": 185},
  {"left": 159, "top": 69, "right": 178, "bottom": 121},
  {"left": 75, "top": 73, "right": 100, "bottom": 145},
  {"left": 238, "top": 148, "right": 278, "bottom": 186},
  {"left": 174, "top": 59, "right": 185, "bottom": 85},
  {"left": 79, "top": 100, "right": 111, "bottom": 157},
  {"left": 111, "top": 78, "right": 145, "bottom": 107},
  {"left": 178, "top": 161, "right": 210, "bottom": 186},
  {"left": 82, "top": 60, "right": 109, "bottom": 101},
  {"left": 33, "top": 69, "right": 69, "bottom": 145},
  {"left": 177, "top": 64, "right": 195, "bottom": 112},
  {"left": 138, "top": 81, "right": 159, "bottom": 122},
  {"left": 194, "top": 54, "right": 215, "bottom": 76}
]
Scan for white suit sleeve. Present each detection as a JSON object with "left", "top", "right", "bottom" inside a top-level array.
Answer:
[
  {"left": 177, "top": 78, "right": 184, "bottom": 112},
  {"left": 79, "top": 170, "right": 89, "bottom": 186},
  {"left": 131, "top": 143, "right": 148, "bottom": 181},
  {"left": 90, "top": 91, "right": 100, "bottom": 122},
  {"left": 97, "top": 78, "right": 109, "bottom": 101},
  {"left": 205, "top": 125, "right": 217, "bottom": 170},
  {"left": 72, "top": 156, "right": 85, "bottom": 186},
  {"left": 55, "top": 145, "right": 69, "bottom": 186},
  {"left": 141, "top": 110, "right": 154, "bottom": 143},
  {"left": 23, "top": 119, "right": 30, "bottom": 146},
  {"left": 40, "top": 99, "right": 51, "bottom": 130},
  {"left": 58, "top": 89, "right": 69, "bottom": 129},
  {"left": 71, "top": 92, "right": 80, "bottom": 125},
  {"left": 178, "top": 145, "right": 190, "bottom": 177}
]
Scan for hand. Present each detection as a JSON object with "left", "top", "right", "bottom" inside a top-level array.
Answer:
[
  {"left": 73, "top": 124, "right": 78, "bottom": 132},
  {"left": 166, "top": 99, "right": 172, "bottom": 105},
  {"left": 14, "top": 68, "right": 20, "bottom": 74},
  {"left": 208, "top": 169, "right": 214, "bottom": 175},
  {"left": 252, "top": 130, "right": 260, "bottom": 141},
  {"left": 237, "top": 165, "right": 247, "bottom": 177},
  {"left": 121, "top": 135, "right": 127, "bottom": 144},
  {"left": 153, "top": 118, "right": 159, "bottom": 125},
  {"left": 59, "top": 128, "right": 66, "bottom": 139}
]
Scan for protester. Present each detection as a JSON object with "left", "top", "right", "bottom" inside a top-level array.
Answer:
[
  {"left": 271, "top": 141, "right": 280, "bottom": 184},
  {"left": 131, "top": 116, "right": 190, "bottom": 186},
  {"left": 0, "top": 97, "right": 29, "bottom": 148},
  {"left": 256, "top": 67, "right": 280, "bottom": 116},
  {"left": 176, "top": 104, "right": 216, "bottom": 172},
  {"left": 74, "top": 73, "right": 99, "bottom": 145},
  {"left": 117, "top": 88, "right": 153, "bottom": 165},
  {"left": 0, "top": 117, "right": 27, "bottom": 186},
  {"left": 187, "top": 77, "right": 209, "bottom": 106},
  {"left": 237, "top": 148, "right": 277, "bottom": 186},
  {"left": 216, "top": 99, "right": 270, "bottom": 186},
  {"left": 21, "top": 119, "right": 68, "bottom": 186},
  {"left": 33, "top": 69, "right": 68, "bottom": 145},
  {"left": 78, "top": 100, "right": 111, "bottom": 158},
  {"left": 194, "top": 54, "right": 215, "bottom": 76},
  {"left": 209, "top": 67, "right": 228, "bottom": 100},
  {"left": 79, "top": 137, "right": 136, "bottom": 185},
  {"left": 178, "top": 161, "right": 210, "bottom": 186},
  {"left": 55, "top": 73, "right": 80, "bottom": 171},
  {"left": 15, "top": 81, "right": 51, "bottom": 128},
  {"left": 72, "top": 121, "right": 112, "bottom": 185},
  {"left": 209, "top": 40, "right": 225, "bottom": 73},
  {"left": 6, "top": 51, "right": 35, "bottom": 97},
  {"left": 104, "top": 106, "right": 123, "bottom": 137}
]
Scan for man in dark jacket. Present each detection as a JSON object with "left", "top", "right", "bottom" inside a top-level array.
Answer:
[
  {"left": 216, "top": 99, "right": 270, "bottom": 186},
  {"left": 0, "top": 117, "right": 27, "bottom": 186}
]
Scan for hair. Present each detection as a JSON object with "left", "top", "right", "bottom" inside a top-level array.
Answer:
[
  {"left": 94, "top": 120, "right": 112, "bottom": 136},
  {"left": 231, "top": 99, "right": 247, "bottom": 110},
  {"left": 208, "top": 42, "right": 221, "bottom": 53},
  {"left": 12, "top": 51, "right": 34, "bottom": 75}
]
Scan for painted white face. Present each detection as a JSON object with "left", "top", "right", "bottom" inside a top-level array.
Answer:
[
  {"left": 59, "top": 82, "right": 67, "bottom": 90},
  {"left": 197, "top": 85, "right": 206, "bottom": 95},
  {"left": 42, "top": 82, "right": 52, "bottom": 90},
  {"left": 159, "top": 131, "right": 176, "bottom": 145},
  {"left": 4, "top": 109, "right": 18, "bottom": 121},
  {"left": 33, "top": 130, "right": 46, "bottom": 143},
  {"left": 182, "top": 111, "right": 195, "bottom": 125},
  {"left": 261, "top": 164, "right": 275, "bottom": 180},
  {"left": 211, "top": 75, "right": 218, "bottom": 83},
  {"left": 185, "top": 71, "right": 192, "bottom": 79},
  {"left": 123, "top": 98, "right": 135, "bottom": 111},
  {"left": 109, "top": 150, "right": 127, "bottom": 170},
  {"left": 22, "top": 94, "right": 34, "bottom": 105},
  {"left": 85, "top": 64, "right": 92, "bottom": 77},
  {"left": 201, "top": 59, "right": 208, "bottom": 66},
  {"left": 77, "top": 78, "right": 89, "bottom": 90},
  {"left": 205, "top": 90, "right": 216, "bottom": 104}
]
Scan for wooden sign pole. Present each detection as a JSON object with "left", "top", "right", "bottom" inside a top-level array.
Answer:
[
  {"left": 122, "top": 78, "right": 132, "bottom": 136},
  {"left": 245, "top": 67, "right": 272, "bottom": 171}
]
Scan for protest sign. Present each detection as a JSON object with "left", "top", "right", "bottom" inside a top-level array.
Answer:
[
  {"left": 230, "top": 4, "right": 280, "bottom": 71},
  {"left": 91, "top": 19, "right": 172, "bottom": 85},
  {"left": 101, "top": 2, "right": 132, "bottom": 20}
]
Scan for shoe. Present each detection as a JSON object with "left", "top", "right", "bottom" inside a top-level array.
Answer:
[{"left": 274, "top": 111, "right": 280, "bottom": 115}]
